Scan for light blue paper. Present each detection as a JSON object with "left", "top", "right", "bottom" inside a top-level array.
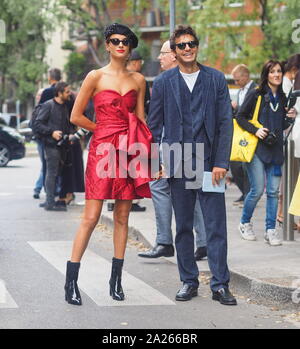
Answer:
[{"left": 202, "top": 171, "right": 225, "bottom": 193}]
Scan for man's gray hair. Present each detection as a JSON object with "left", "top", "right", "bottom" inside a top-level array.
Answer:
[{"left": 48, "top": 68, "right": 62, "bottom": 82}]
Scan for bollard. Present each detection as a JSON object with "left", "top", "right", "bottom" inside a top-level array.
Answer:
[{"left": 283, "top": 139, "right": 295, "bottom": 241}]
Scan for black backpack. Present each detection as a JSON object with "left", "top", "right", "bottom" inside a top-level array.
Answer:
[
  {"left": 29, "top": 100, "right": 54, "bottom": 139},
  {"left": 29, "top": 104, "right": 43, "bottom": 138}
]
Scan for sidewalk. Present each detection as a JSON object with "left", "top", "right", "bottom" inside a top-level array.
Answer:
[{"left": 101, "top": 184, "right": 300, "bottom": 309}]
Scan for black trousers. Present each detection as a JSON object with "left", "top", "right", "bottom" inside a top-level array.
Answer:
[
  {"left": 230, "top": 161, "right": 250, "bottom": 199},
  {"left": 169, "top": 176, "right": 230, "bottom": 292},
  {"left": 44, "top": 145, "right": 62, "bottom": 206}
]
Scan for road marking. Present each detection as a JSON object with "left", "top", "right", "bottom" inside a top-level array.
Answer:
[
  {"left": 28, "top": 241, "right": 175, "bottom": 307},
  {"left": 0, "top": 279, "right": 18, "bottom": 309},
  {"left": 0, "top": 193, "right": 13, "bottom": 196}
]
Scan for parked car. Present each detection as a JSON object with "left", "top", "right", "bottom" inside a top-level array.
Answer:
[
  {"left": 0, "top": 123, "right": 26, "bottom": 167},
  {"left": 0, "top": 113, "right": 18, "bottom": 128},
  {"left": 18, "top": 120, "right": 33, "bottom": 142}
]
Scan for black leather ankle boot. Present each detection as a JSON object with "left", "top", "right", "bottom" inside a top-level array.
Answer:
[
  {"left": 109, "top": 257, "right": 125, "bottom": 301},
  {"left": 65, "top": 261, "right": 82, "bottom": 305}
]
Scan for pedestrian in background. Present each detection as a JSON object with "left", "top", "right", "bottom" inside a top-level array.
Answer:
[
  {"left": 230, "top": 64, "right": 256, "bottom": 207},
  {"left": 237, "top": 60, "right": 297, "bottom": 245},
  {"left": 35, "top": 82, "right": 72, "bottom": 211},
  {"left": 55, "top": 92, "right": 86, "bottom": 208},
  {"left": 33, "top": 68, "right": 62, "bottom": 200}
]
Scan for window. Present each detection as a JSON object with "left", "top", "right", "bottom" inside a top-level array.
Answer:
[
  {"left": 225, "top": 0, "right": 244, "bottom": 7},
  {"left": 189, "top": 0, "right": 206, "bottom": 10},
  {"left": 225, "top": 33, "right": 245, "bottom": 59}
]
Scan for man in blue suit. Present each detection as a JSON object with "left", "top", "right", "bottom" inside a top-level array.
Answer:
[{"left": 147, "top": 25, "right": 237, "bottom": 306}]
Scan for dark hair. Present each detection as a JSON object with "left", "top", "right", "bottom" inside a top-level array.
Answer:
[
  {"left": 170, "top": 25, "right": 199, "bottom": 51},
  {"left": 104, "top": 23, "right": 138, "bottom": 49},
  {"left": 54, "top": 82, "right": 69, "bottom": 97},
  {"left": 48, "top": 68, "right": 61, "bottom": 82},
  {"left": 258, "top": 60, "right": 284, "bottom": 94},
  {"left": 284, "top": 54, "right": 300, "bottom": 73}
]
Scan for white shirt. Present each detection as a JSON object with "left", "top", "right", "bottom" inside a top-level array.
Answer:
[
  {"left": 180, "top": 70, "right": 200, "bottom": 93},
  {"left": 238, "top": 80, "right": 253, "bottom": 106}
]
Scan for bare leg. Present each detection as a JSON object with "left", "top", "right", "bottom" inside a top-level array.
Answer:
[
  {"left": 70, "top": 199, "right": 103, "bottom": 262},
  {"left": 113, "top": 200, "right": 132, "bottom": 259}
]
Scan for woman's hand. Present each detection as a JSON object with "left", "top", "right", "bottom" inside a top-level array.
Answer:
[
  {"left": 255, "top": 128, "right": 269, "bottom": 140},
  {"left": 286, "top": 107, "right": 297, "bottom": 119}
]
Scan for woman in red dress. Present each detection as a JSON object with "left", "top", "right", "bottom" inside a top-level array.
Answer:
[{"left": 64, "top": 23, "right": 153, "bottom": 305}]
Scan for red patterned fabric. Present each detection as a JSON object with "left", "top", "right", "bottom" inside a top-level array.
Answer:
[{"left": 85, "top": 89, "right": 153, "bottom": 200}]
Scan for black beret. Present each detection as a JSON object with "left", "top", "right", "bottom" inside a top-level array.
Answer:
[{"left": 104, "top": 23, "right": 138, "bottom": 49}]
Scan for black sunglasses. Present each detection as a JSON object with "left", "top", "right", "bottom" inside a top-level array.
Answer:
[
  {"left": 175, "top": 41, "right": 198, "bottom": 50},
  {"left": 108, "top": 38, "right": 130, "bottom": 46}
]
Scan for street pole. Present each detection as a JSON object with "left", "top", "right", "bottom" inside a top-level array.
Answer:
[
  {"left": 16, "top": 100, "right": 20, "bottom": 130},
  {"left": 283, "top": 139, "right": 295, "bottom": 241},
  {"left": 169, "top": 0, "right": 176, "bottom": 35}
]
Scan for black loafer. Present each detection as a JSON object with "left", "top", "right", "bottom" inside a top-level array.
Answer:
[
  {"left": 175, "top": 283, "right": 198, "bottom": 301},
  {"left": 212, "top": 288, "right": 237, "bottom": 306},
  {"left": 194, "top": 246, "right": 207, "bottom": 261},
  {"left": 44, "top": 204, "right": 67, "bottom": 212},
  {"left": 138, "top": 244, "right": 174, "bottom": 258},
  {"left": 131, "top": 203, "right": 146, "bottom": 212}
]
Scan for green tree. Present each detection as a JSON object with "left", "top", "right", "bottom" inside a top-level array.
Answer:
[
  {"left": 0, "top": 0, "right": 55, "bottom": 107},
  {"left": 59, "top": 0, "right": 152, "bottom": 69},
  {"left": 64, "top": 51, "right": 87, "bottom": 85},
  {"left": 158, "top": 0, "right": 300, "bottom": 74}
]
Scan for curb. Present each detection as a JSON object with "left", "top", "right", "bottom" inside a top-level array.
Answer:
[{"left": 100, "top": 214, "right": 300, "bottom": 310}]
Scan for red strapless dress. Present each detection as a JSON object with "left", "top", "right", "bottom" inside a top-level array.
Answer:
[{"left": 85, "top": 89, "right": 153, "bottom": 200}]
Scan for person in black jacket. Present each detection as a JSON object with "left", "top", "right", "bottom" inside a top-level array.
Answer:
[
  {"left": 33, "top": 68, "right": 62, "bottom": 199},
  {"left": 236, "top": 60, "right": 296, "bottom": 246},
  {"left": 35, "top": 82, "right": 72, "bottom": 211}
]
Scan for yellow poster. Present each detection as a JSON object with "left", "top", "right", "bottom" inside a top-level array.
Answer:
[{"left": 289, "top": 174, "right": 300, "bottom": 216}]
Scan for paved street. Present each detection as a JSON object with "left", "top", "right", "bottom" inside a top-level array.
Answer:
[{"left": 0, "top": 153, "right": 299, "bottom": 329}]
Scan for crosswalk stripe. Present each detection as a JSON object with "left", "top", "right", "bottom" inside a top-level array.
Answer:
[
  {"left": 28, "top": 241, "right": 175, "bottom": 307},
  {"left": 0, "top": 280, "right": 18, "bottom": 309}
]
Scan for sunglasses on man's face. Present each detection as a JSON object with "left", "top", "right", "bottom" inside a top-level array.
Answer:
[
  {"left": 108, "top": 38, "right": 130, "bottom": 46},
  {"left": 175, "top": 41, "right": 198, "bottom": 50}
]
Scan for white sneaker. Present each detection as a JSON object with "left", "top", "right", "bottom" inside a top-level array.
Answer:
[
  {"left": 266, "top": 229, "right": 282, "bottom": 246},
  {"left": 264, "top": 231, "right": 269, "bottom": 243},
  {"left": 238, "top": 222, "right": 256, "bottom": 241}
]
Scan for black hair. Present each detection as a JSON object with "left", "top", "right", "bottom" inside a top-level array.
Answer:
[
  {"left": 284, "top": 54, "right": 300, "bottom": 73},
  {"left": 170, "top": 25, "right": 199, "bottom": 51},
  {"left": 54, "top": 82, "right": 69, "bottom": 97}
]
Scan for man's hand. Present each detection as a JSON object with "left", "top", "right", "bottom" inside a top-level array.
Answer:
[
  {"left": 153, "top": 164, "right": 166, "bottom": 180},
  {"left": 212, "top": 167, "right": 227, "bottom": 186},
  {"left": 52, "top": 130, "right": 63, "bottom": 141}
]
